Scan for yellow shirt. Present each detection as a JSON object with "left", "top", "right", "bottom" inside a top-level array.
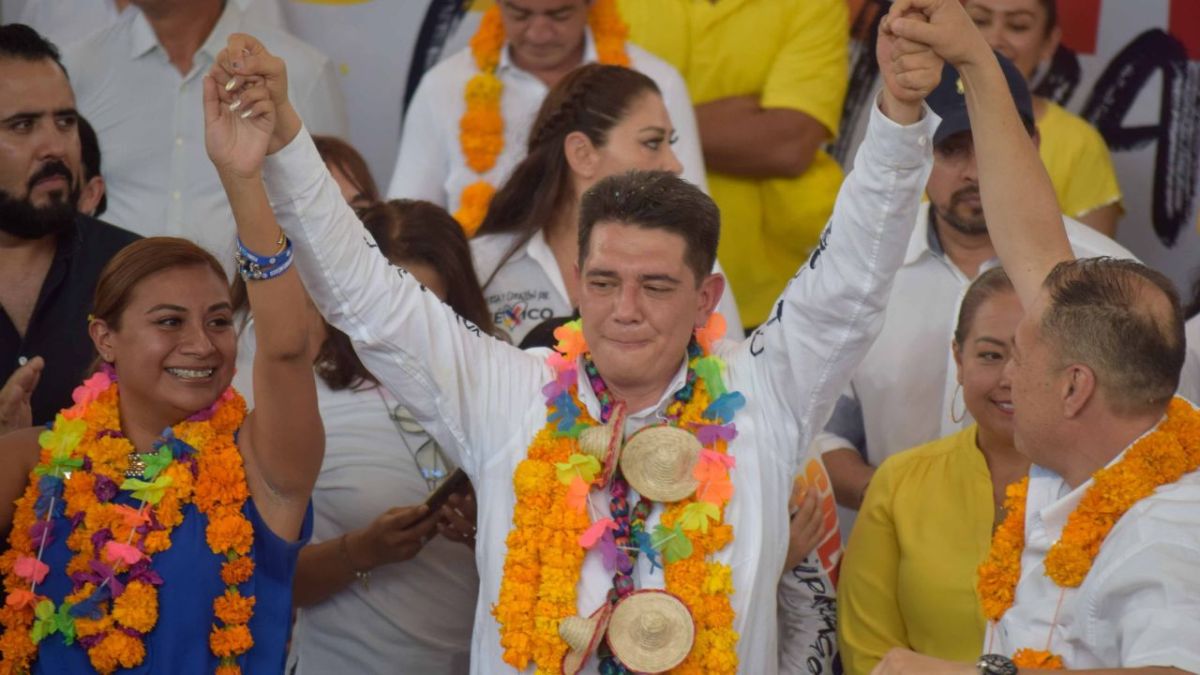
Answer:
[
  {"left": 618, "top": 0, "right": 849, "bottom": 325},
  {"left": 1037, "top": 101, "right": 1122, "bottom": 220},
  {"left": 838, "top": 425, "right": 995, "bottom": 675}
]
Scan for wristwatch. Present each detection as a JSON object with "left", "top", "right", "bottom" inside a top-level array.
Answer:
[{"left": 976, "top": 654, "right": 1017, "bottom": 675}]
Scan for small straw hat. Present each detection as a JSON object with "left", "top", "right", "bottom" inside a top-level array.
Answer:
[
  {"left": 578, "top": 401, "right": 627, "bottom": 487},
  {"left": 607, "top": 590, "right": 695, "bottom": 673},
  {"left": 559, "top": 603, "right": 613, "bottom": 675},
  {"left": 618, "top": 426, "right": 701, "bottom": 502}
]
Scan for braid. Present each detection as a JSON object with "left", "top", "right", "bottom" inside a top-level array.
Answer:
[{"left": 527, "top": 76, "right": 593, "bottom": 151}]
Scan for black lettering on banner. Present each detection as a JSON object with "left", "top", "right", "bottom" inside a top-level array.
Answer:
[
  {"left": 1081, "top": 29, "right": 1200, "bottom": 248},
  {"left": 789, "top": 562, "right": 842, "bottom": 675}
]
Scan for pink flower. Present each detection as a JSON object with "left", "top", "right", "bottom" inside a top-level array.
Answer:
[
  {"left": 579, "top": 518, "right": 616, "bottom": 548},
  {"left": 70, "top": 370, "right": 112, "bottom": 408},
  {"left": 103, "top": 541, "right": 145, "bottom": 566},
  {"left": 13, "top": 556, "right": 49, "bottom": 584}
]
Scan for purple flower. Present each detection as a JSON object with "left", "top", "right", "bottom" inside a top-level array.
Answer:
[
  {"left": 695, "top": 423, "right": 737, "bottom": 446},
  {"left": 90, "top": 527, "right": 114, "bottom": 552},
  {"left": 93, "top": 474, "right": 118, "bottom": 502},
  {"left": 28, "top": 519, "right": 54, "bottom": 548}
]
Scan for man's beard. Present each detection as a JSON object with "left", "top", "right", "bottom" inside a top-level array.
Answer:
[
  {"left": 0, "top": 160, "right": 80, "bottom": 240},
  {"left": 935, "top": 186, "right": 987, "bottom": 236}
]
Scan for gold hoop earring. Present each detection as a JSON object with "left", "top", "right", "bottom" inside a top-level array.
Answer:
[{"left": 950, "top": 383, "right": 967, "bottom": 423}]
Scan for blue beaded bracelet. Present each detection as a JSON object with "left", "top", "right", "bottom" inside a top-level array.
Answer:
[{"left": 235, "top": 236, "right": 294, "bottom": 281}]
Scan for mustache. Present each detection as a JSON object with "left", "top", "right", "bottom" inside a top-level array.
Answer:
[
  {"left": 27, "top": 160, "right": 74, "bottom": 191},
  {"left": 950, "top": 186, "right": 981, "bottom": 207}
]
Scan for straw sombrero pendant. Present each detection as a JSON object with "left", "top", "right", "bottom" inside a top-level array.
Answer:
[
  {"left": 618, "top": 426, "right": 701, "bottom": 502},
  {"left": 559, "top": 603, "right": 613, "bottom": 675},
  {"left": 578, "top": 401, "right": 627, "bottom": 487},
  {"left": 607, "top": 590, "right": 696, "bottom": 673}
]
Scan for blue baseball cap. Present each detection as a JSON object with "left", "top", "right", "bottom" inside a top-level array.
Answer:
[{"left": 926, "top": 51, "right": 1036, "bottom": 147}]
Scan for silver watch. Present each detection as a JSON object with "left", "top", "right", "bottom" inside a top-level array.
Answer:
[{"left": 976, "top": 654, "right": 1017, "bottom": 675}]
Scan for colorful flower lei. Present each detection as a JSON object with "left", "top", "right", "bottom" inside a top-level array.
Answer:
[
  {"left": 493, "top": 315, "right": 740, "bottom": 674},
  {"left": 0, "top": 367, "right": 257, "bottom": 674},
  {"left": 977, "top": 397, "right": 1200, "bottom": 669},
  {"left": 457, "top": 0, "right": 630, "bottom": 235}
]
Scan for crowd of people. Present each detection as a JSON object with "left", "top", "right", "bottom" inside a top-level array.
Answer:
[{"left": 0, "top": 0, "right": 1197, "bottom": 674}]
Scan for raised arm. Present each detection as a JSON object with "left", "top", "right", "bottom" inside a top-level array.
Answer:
[
  {"left": 202, "top": 69, "right": 320, "bottom": 541},
  {"left": 208, "top": 35, "right": 545, "bottom": 478},
  {"left": 739, "top": 15, "right": 942, "bottom": 464},
  {"left": 888, "top": 0, "right": 1072, "bottom": 306}
]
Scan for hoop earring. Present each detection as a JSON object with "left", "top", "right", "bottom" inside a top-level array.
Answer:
[{"left": 950, "top": 383, "right": 967, "bottom": 424}]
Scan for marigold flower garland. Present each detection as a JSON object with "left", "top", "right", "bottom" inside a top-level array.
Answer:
[
  {"left": 0, "top": 367, "right": 257, "bottom": 674},
  {"left": 493, "top": 316, "right": 740, "bottom": 674},
  {"left": 976, "top": 397, "right": 1200, "bottom": 669},
  {"left": 457, "top": 0, "right": 630, "bottom": 235}
]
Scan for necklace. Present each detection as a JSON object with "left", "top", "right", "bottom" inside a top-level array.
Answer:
[
  {"left": 977, "top": 397, "right": 1200, "bottom": 668},
  {"left": 0, "top": 367, "right": 257, "bottom": 674}
]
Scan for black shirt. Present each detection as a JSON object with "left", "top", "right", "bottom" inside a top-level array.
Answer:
[{"left": 0, "top": 215, "right": 140, "bottom": 426}]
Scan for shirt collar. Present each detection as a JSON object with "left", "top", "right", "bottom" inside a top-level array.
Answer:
[
  {"left": 575, "top": 353, "right": 691, "bottom": 423},
  {"left": 903, "top": 202, "right": 937, "bottom": 265},
  {"left": 127, "top": 1, "right": 241, "bottom": 64},
  {"left": 498, "top": 27, "right": 598, "bottom": 75}
]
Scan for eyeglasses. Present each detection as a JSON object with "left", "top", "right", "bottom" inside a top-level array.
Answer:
[{"left": 387, "top": 401, "right": 450, "bottom": 493}]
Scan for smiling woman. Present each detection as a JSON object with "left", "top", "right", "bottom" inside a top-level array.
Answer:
[{"left": 0, "top": 53, "right": 324, "bottom": 673}]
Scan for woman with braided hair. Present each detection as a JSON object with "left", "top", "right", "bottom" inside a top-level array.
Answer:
[{"left": 471, "top": 64, "right": 743, "bottom": 347}]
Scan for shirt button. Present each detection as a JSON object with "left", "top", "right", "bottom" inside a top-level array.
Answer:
[
  {"left": 17, "top": 355, "right": 28, "bottom": 366},
  {"left": 172, "top": 190, "right": 182, "bottom": 200},
  {"left": 175, "top": 136, "right": 184, "bottom": 147},
  {"left": 918, "top": 136, "right": 928, "bottom": 147}
]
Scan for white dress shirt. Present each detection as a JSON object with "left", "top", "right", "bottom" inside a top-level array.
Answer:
[
  {"left": 10, "top": 0, "right": 283, "bottom": 50},
  {"left": 471, "top": 230, "right": 743, "bottom": 345},
  {"left": 263, "top": 99, "right": 937, "bottom": 674},
  {"left": 62, "top": 3, "right": 346, "bottom": 264},
  {"left": 1178, "top": 316, "right": 1200, "bottom": 403},
  {"left": 386, "top": 29, "right": 708, "bottom": 210},
  {"left": 987, "top": 436, "right": 1200, "bottom": 671}
]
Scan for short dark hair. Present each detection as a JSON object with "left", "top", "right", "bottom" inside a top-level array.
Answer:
[
  {"left": 954, "top": 267, "right": 1015, "bottom": 346},
  {"left": 78, "top": 115, "right": 106, "bottom": 216},
  {"left": 1040, "top": 258, "right": 1185, "bottom": 416},
  {"left": 0, "top": 23, "right": 67, "bottom": 74},
  {"left": 578, "top": 170, "right": 719, "bottom": 283}
]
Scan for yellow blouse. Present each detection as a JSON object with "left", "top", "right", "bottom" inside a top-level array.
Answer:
[
  {"left": 837, "top": 425, "right": 995, "bottom": 675},
  {"left": 1037, "top": 101, "right": 1122, "bottom": 220}
]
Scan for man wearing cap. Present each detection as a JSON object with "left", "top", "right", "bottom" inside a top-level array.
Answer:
[{"left": 818, "top": 53, "right": 1134, "bottom": 521}]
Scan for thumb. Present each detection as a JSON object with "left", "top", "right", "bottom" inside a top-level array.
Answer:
[
  {"left": 888, "top": 14, "right": 940, "bottom": 46},
  {"left": 387, "top": 504, "right": 431, "bottom": 529},
  {"left": 15, "top": 357, "right": 43, "bottom": 395}
]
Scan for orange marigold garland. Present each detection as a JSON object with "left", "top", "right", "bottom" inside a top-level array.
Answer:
[
  {"left": 977, "top": 397, "right": 1200, "bottom": 669},
  {"left": 0, "top": 367, "right": 258, "bottom": 673},
  {"left": 456, "top": 0, "right": 630, "bottom": 234},
  {"left": 493, "top": 316, "right": 740, "bottom": 673}
]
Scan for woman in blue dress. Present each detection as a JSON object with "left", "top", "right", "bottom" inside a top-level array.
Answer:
[{"left": 0, "top": 62, "right": 322, "bottom": 673}]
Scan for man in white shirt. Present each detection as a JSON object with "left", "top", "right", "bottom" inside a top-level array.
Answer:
[
  {"left": 211, "top": 9, "right": 944, "bottom": 670},
  {"left": 62, "top": 0, "right": 345, "bottom": 264},
  {"left": 386, "top": 0, "right": 707, "bottom": 214},
  {"left": 818, "top": 52, "right": 1133, "bottom": 516},
  {"left": 867, "top": 1, "right": 1200, "bottom": 673}
]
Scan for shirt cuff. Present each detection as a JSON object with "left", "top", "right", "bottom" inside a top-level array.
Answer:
[
  {"left": 862, "top": 93, "right": 940, "bottom": 170},
  {"left": 264, "top": 125, "right": 326, "bottom": 208},
  {"left": 813, "top": 431, "right": 855, "bottom": 456}
]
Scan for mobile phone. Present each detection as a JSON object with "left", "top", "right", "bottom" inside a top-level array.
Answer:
[{"left": 423, "top": 468, "right": 470, "bottom": 513}]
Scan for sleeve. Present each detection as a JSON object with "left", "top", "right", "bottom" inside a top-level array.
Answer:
[
  {"left": 1090, "top": 540, "right": 1200, "bottom": 673},
  {"left": 760, "top": 0, "right": 850, "bottom": 137},
  {"left": 294, "top": 56, "right": 349, "bottom": 139},
  {"left": 385, "top": 75, "right": 452, "bottom": 206},
  {"left": 654, "top": 61, "right": 709, "bottom": 192},
  {"left": 837, "top": 462, "right": 909, "bottom": 675},
  {"left": 736, "top": 99, "right": 938, "bottom": 468},
  {"left": 1058, "top": 121, "right": 1122, "bottom": 219},
  {"left": 262, "top": 127, "right": 547, "bottom": 478}
]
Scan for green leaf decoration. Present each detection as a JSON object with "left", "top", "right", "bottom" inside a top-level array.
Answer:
[
  {"left": 38, "top": 416, "right": 87, "bottom": 459},
  {"left": 679, "top": 501, "right": 720, "bottom": 533},
  {"left": 140, "top": 447, "right": 174, "bottom": 480},
  {"left": 56, "top": 602, "right": 76, "bottom": 646},
  {"left": 651, "top": 523, "right": 694, "bottom": 564},
  {"left": 120, "top": 474, "right": 173, "bottom": 505},
  {"left": 555, "top": 454, "right": 601, "bottom": 485},
  {"left": 31, "top": 600, "right": 56, "bottom": 644},
  {"left": 694, "top": 357, "right": 727, "bottom": 398},
  {"left": 33, "top": 455, "right": 83, "bottom": 477}
]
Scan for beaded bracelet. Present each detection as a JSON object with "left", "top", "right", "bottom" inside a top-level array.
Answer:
[{"left": 235, "top": 235, "right": 294, "bottom": 281}]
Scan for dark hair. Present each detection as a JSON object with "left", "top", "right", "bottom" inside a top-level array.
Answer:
[
  {"left": 0, "top": 23, "right": 67, "bottom": 74},
  {"left": 1040, "top": 257, "right": 1185, "bottom": 416},
  {"left": 78, "top": 115, "right": 106, "bottom": 217},
  {"left": 93, "top": 237, "right": 227, "bottom": 331},
  {"left": 314, "top": 135, "right": 380, "bottom": 206},
  {"left": 475, "top": 64, "right": 661, "bottom": 287},
  {"left": 954, "top": 267, "right": 1016, "bottom": 345},
  {"left": 362, "top": 199, "right": 495, "bottom": 336},
  {"left": 578, "top": 170, "right": 719, "bottom": 283}
]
